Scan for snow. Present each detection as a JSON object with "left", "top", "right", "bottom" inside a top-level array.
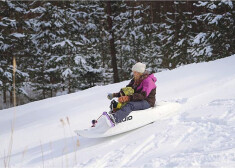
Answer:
[
  {"left": 30, "top": 7, "right": 46, "bottom": 13},
  {"left": 80, "top": 35, "right": 90, "bottom": 44},
  {"left": 11, "top": 33, "right": 25, "bottom": 38},
  {"left": 205, "top": 46, "right": 213, "bottom": 56},
  {"left": 62, "top": 68, "right": 73, "bottom": 77},
  {"left": 209, "top": 15, "right": 223, "bottom": 25},
  {"left": 75, "top": 41, "right": 84, "bottom": 46},
  {"left": 86, "top": 23, "right": 97, "bottom": 31},
  {"left": 193, "top": 32, "right": 206, "bottom": 44},
  {"left": 3, "top": 71, "right": 12, "bottom": 79},
  {"left": 74, "top": 55, "right": 86, "bottom": 65},
  {"left": 54, "top": 20, "right": 63, "bottom": 27},
  {"left": 1, "top": 55, "right": 235, "bottom": 167},
  {"left": 0, "top": 22, "right": 7, "bottom": 27},
  {"left": 221, "top": 0, "right": 233, "bottom": 8},
  {"left": 209, "top": 3, "right": 217, "bottom": 10},
  {"left": 194, "top": 1, "right": 208, "bottom": 7},
  {"left": 176, "top": 39, "right": 185, "bottom": 46},
  {"left": 52, "top": 39, "right": 74, "bottom": 48}
]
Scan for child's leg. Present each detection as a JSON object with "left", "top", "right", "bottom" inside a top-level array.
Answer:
[{"left": 112, "top": 100, "right": 151, "bottom": 123}]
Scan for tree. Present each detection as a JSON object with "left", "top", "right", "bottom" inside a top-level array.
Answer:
[
  {"left": 192, "top": 1, "right": 235, "bottom": 62},
  {"left": 0, "top": 1, "right": 29, "bottom": 106},
  {"left": 106, "top": 1, "right": 119, "bottom": 83}
]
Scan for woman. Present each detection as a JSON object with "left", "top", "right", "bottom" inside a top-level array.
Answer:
[{"left": 107, "top": 62, "right": 157, "bottom": 125}]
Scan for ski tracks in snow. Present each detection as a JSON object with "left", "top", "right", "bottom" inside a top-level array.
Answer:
[
  {"left": 119, "top": 135, "right": 155, "bottom": 167},
  {"left": 77, "top": 134, "right": 156, "bottom": 168},
  {"left": 156, "top": 98, "right": 235, "bottom": 167},
  {"left": 77, "top": 98, "right": 235, "bottom": 168}
]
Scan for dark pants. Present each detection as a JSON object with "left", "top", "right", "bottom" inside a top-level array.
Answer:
[{"left": 113, "top": 100, "right": 151, "bottom": 123}]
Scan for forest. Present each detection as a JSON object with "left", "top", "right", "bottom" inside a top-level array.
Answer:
[{"left": 0, "top": 1, "right": 234, "bottom": 109}]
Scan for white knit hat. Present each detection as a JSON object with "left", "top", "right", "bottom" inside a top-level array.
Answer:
[{"left": 132, "top": 62, "right": 146, "bottom": 73}]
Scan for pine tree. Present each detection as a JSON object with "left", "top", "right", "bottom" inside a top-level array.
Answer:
[
  {"left": 173, "top": 1, "right": 195, "bottom": 66},
  {"left": 0, "top": 1, "right": 29, "bottom": 106},
  {"left": 65, "top": 1, "right": 107, "bottom": 89},
  {"left": 1, "top": 1, "right": 234, "bottom": 109},
  {"left": 192, "top": 1, "right": 235, "bottom": 62},
  {"left": 159, "top": 1, "right": 178, "bottom": 69},
  {"left": 28, "top": 2, "right": 64, "bottom": 98},
  {"left": 112, "top": 2, "right": 158, "bottom": 80}
]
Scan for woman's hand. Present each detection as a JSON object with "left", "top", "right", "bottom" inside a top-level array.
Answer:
[{"left": 118, "top": 96, "right": 130, "bottom": 103}]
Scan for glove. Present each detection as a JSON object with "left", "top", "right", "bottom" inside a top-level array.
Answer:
[
  {"left": 118, "top": 96, "right": 130, "bottom": 103},
  {"left": 107, "top": 93, "right": 114, "bottom": 100}
]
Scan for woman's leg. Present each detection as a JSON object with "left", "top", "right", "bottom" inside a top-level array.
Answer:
[{"left": 112, "top": 100, "right": 151, "bottom": 123}]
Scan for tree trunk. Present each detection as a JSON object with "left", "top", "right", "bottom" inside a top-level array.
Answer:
[
  {"left": 106, "top": 1, "right": 119, "bottom": 83},
  {"left": 3, "top": 86, "right": 6, "bottom": 104},
  {"left": 131, "top": 3, "right": 137, "bottom": 61},
  {"left": 10, "top": 91, "right": 13, "bottom": 107},
  {"left": 43, "top": 89, "right": 46, "bottom": 99}
]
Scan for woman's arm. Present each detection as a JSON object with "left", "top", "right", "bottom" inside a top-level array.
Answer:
[
  {"left": 130, "top": 78, "right": 155, "bottom": 101},
  {"left": 130, "top": 92, "right": 146, "bottom": 101},
  {"left": 113, "top": 79, "right": 134, "bottom": 98}
]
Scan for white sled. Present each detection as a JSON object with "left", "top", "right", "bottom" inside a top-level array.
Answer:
[{"left": 74, "top": 101, "right": 181, "bottom": 138}]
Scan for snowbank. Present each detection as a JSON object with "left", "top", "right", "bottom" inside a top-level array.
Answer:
[{"left": 1, "top": 55, "right": 235, "bottom": 167}]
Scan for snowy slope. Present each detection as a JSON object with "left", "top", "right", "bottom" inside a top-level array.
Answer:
[{"left": 1, "top": 55, "right": 235, "bottom": 168}]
